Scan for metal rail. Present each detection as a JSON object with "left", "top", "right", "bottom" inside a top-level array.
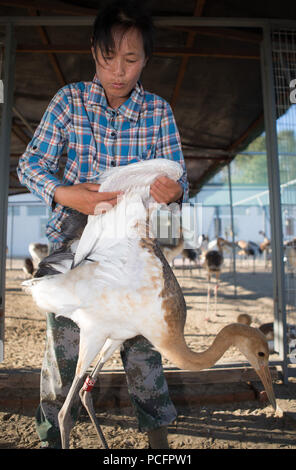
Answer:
[
  {"left": 261, "top": 25, "right": 288, "bottom": 382},
  {"left": 0, "top": 23, "right": 16, "bottom": 362}
]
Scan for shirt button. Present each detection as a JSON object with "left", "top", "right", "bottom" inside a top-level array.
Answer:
[
  {"left": 111, "top": 161, "right": 116, "bottom": 167},
  {"left": 111, "top": 131, "right": 116, "bottom": 138}
]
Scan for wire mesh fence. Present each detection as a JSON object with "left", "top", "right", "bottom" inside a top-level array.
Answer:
[{"left": 271, "top": 28, "right": 296, "bottom": 361}]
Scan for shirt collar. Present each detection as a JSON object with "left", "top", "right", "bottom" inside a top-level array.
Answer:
[{"left": 88, "top": 75, "right": 144, "bottom": 123}]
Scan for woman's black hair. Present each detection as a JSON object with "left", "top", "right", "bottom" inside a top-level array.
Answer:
[{"left": 91, "top": 0, "right": 154, "bottom": 59}]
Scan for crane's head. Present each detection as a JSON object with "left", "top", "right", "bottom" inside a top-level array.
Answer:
[{"left": 229, "top": 324, "right": 277, "bottom": 411}]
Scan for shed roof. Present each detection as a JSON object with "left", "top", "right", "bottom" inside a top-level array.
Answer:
[{"left": 1, "top": 0, "right": 295, "bottom": 197}]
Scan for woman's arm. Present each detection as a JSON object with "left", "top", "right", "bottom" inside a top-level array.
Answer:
[
  {"left": 17, "top": 88, "right": 70, "bottom": 208},
  {"left": 53, "top": 183, "right": 121, "bottom": 215},
  {"left": 150, "top": 176, "right": 183, "bottom": 204},
  {"left": 17, "top": 88, "right": 121, "bottom": 215},
  {"left": 151, "top": 100, "right": 189, "bottom": 204}
]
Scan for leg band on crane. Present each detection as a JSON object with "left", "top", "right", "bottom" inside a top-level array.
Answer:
[{"left": 82, "top": 376, "right": 96, "bottom": 392}]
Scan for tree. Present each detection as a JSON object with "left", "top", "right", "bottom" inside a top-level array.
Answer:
[{"left": 215, "top": 129, "right": 296, "bottom": 185}]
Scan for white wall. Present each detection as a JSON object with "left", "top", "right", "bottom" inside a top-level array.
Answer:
[
  {"left": 6, "top": 189, "right": 272, "bottom": 258},
  {"left": 7, "top": 194, "right": 49, "bottom": 258}
]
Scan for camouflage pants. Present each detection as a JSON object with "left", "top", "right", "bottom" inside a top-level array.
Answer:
[{"left": 35, "top": 256, "right": 177, "bottom": 446}]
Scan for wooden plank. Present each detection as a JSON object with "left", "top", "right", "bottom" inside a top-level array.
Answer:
[
  {"left": 166, "top": 367, "right": 279, "bottom": 385},
  {"left": 0, "top": 366, "right": 278, "bottom": 390},
  {"left": 91, "top": 388, "right": 260, "bottom": 411},
  {"left": 170, "top": 390, "right": 258, "bottom": 407},
  {"left": 98, "top": 367, "right": 279, "bottom": 387},
  {"left": 0, "top": 367, "right": 278, "bottom": 412},
  {"left": 0, "top": 388, "right": 260, "bottom": 412},
  {"left": 0, "top": 368, "right": 40, "bottom": 390}
]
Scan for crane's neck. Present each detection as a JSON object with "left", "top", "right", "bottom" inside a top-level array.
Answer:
[{"left": 160, "top": 325, "right": 234, "bottom": 371}]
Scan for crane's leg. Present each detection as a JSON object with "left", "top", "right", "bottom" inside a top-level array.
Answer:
[
  {"left": 79, "top": 361, "right": 108, "bottom": 449},
  {"left": 58, "top": 333, "right": 106, "bottom": 449},
  {"left": 79, "top": 339, "right": 122, "bottom": 449},
  {"left": 214, "top": 274, "right": 219, "bottom": 316},
  {"left": 206, "top": 273, "right": 211, "bottom": 321},
  {"left": 58, "top": 375, "right": 84, "bottom": 449}
]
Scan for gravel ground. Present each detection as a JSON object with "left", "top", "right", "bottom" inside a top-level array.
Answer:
[{"left": 1, "top": 257, "right": 296, "bottom": 450}]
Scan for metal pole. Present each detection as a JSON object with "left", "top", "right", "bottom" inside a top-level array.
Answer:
[
  {"left": 260, "top": 26, "right": 288, "bottom": 382},
  {"left": 10, "top": 205, "right": 14, "bottom": 269},
  {"left": 227, "top": 163, "right": 237, "bottom": 296},
  {"left": 0, "top": 23, "right": 16, "bottom": 363}
]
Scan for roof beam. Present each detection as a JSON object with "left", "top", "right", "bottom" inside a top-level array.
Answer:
[
  {"left": 185, "top": 155, "right": 229, "bottom": 161},
  {"left": 15, "top": 44, "right": 92, "bottom": 53},
  {"left": 170, "top": 0, "right": 207, "bottom": 110},
  {"left": 12, "top": 106, "right": 34, "bottom": 135},
  {"left": 191, "top": 113, "right": 264, "bottom": 192},
  {"left": 0, "top": 0, "right": 96, "bottom": 15},
  {"left": 1, "top": 16, "right": 296, "bottom": 29},
  {"left": 11, "top": 119, "right": 30, "bottom": 145},
  {"left": 156, "top": 48, "right": 259, "bottom": 59},
  {"left": 227, "top": 113, "right": 264, "bottom": 154},
  {"left": 27, "top": 8, "right": 66, "bottom": 87},
  {"left": 8, "top": 172, "right": 20, "bottom": 183},
  {"left": 165, "top": 26, "right": 262, "bottom": 44},
  {"left": 15, "top": 44, "right": 260, "bottom": 60}
]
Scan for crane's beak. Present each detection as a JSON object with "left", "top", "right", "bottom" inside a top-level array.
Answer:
[{"left": 256, "top": 363, "right": 277, "bottom": 411}]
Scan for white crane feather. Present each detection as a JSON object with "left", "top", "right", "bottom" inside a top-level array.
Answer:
[{"left": 23, "top": 158, "right": 182, "bottom": 322}]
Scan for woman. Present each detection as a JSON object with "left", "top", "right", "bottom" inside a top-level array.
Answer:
[{"left": 17, "top": 0, "right": 189, "bottom": 449}]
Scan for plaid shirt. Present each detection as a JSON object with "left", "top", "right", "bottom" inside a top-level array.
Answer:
[{"left": 17, "top": 75, "right": 189, "bottom": 243}]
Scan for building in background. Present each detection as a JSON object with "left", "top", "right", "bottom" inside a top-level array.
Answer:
[
  {"left": 7, "top": 181, "right": 296, "bottom": 258},
  {"left": 193, "top": 184, "right": 271, "bottom": 244},
  {"left": 7, "top": 193, "right": 49, "bottom": 258}
]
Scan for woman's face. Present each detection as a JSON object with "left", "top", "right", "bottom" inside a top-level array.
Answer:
[{"left": 92, "top": 26, "right": 147, "bottom": 109}]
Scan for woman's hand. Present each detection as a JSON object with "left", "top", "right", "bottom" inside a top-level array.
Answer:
[
  {"left": 54, "top": 183, "right": 122, "bottom": 215},
  {"left": 150, "top": 176, "right": 183, "bottom": 204}
]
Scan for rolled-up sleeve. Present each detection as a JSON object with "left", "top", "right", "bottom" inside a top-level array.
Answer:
[
  {"left": 17, "top": 88, "right": 70, "bottom": 207},
  {"left": 155, "top": 101, "right": 189, "bottom": 203}
]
